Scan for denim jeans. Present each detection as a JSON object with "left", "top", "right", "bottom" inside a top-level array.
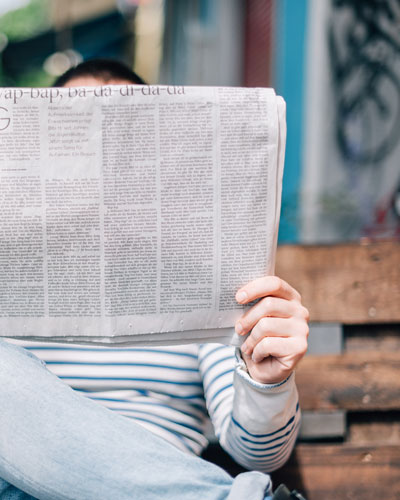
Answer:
[{"left": 0, "top": 339, "right": 273, "bottom": 500}]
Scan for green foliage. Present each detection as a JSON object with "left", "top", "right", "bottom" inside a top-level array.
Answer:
[
  {"left": 14, "top": 67, "right": 53, "bottom": 87},
  {"left": 0, "top": 0, "right": 49, "bottom": 41}
]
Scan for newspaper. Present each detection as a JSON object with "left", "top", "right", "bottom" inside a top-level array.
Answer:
[{"left": 0, "top": 85, "right": 286, "bottom": 346}]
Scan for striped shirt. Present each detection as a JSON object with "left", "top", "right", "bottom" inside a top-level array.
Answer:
[{"left": 8, "top": 339, "right": 300, "bottom": 473}]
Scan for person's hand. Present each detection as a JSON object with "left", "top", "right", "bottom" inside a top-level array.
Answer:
[{"left": 235, "top": 276, "right": 309, "bottom": 385}]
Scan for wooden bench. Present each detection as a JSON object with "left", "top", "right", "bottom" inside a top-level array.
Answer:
[{"left": 270, "top": 241, "right": 400, "bottom": 499}]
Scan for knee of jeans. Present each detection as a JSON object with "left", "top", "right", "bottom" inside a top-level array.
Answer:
[
  {"left": 0, "top": 340, "right": 49, "bottom": 410},
  {"left": 0, "top": 338, "right": 46, "bottom": 370}
]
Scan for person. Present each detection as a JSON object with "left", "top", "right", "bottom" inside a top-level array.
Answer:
[{"left": 0, "top": 59, "right": 309, "bottom": 500}]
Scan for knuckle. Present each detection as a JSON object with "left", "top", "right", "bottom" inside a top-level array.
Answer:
[
  {"left": 262, "top": 296, "right": 274, "bottom": 311},
  {"left": 252, "top": 342, "right": 262, "bottom": 357},
  {"left": 298, "top": 337, "right": 308, "bottom": 355},
  {"left": 245, "top": 340, "right": 254, "bottom": 352},
  {"left": 258, "top": 316, "right": 271, "bottom": 333},
  {"left": 295, "top": 304, "right": 309, "bottom": 321},
  {"left": 271, "top": 276, "right": 283, "bottom": 292},
  {"left": 239, "top": 315, "right": 249, "bottom": 331},
  {"left": 248, "top": 331, "right": 259, "bottom": 346},
  {"left": 293, "top": 318, "right": 309, "bottom": 338},
  {"left": 301, "top": 321, "right": 309, "bottom": 338},
  {"left": 301, "top": 306, "right": 310, "bottom": 321},
  {"left": 291, "top": 289, "right": 302, "bottom": 304},
  {"left": 260, "top": 336, "right": 271, "bottom": 348}
]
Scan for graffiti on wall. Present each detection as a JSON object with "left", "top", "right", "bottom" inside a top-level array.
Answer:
[{"left": 328, "top": 0, "right": 400, "bottom": 239}]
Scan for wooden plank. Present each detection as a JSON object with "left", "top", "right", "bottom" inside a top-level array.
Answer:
[
  {"left": 275, "top": 241, "right": 400, "bottom": 323},
  {"left": 295, "top": 351, "right": 400, "bottom": 411},
  {"left": 349, "top": 421, "right": 400, "bottom": 445},
  {"left": 348, "top": 412, "right": 400, "bottom": 445},
  {"left": 271, "top": 444, "right": 400, "bottom": 500}
]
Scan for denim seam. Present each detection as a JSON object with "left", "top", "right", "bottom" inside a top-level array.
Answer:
[{"left": 0, "top": 456, "right": 72, "bottom": 500}]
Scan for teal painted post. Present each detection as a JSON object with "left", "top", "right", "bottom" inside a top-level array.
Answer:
[{"left": 275, "top": 0, "right": 308, "bottom": 242}]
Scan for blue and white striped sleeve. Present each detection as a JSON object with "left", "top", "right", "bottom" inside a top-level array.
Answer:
[{"left": 198, "top": 343, "right": 301, "bottom": 473}]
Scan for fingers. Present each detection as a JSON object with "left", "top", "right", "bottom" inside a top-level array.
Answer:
[
  {"left": 235, "top": 275, "right": 309, "bottom": 382},
  {"left": 241, "top": 336, "right": 308, "bottom": 384},
  {"left": 235, "top": 276, "right": 301, "bottom": 305},
  {"left": 235, "top": 296, "right": 308, "bottom": 336},
  {"left": 251, "top": 336, "right": 307, "bottom": 364},
  {"left": 241, "top": 316, "right": 308, "bottom": 356}
]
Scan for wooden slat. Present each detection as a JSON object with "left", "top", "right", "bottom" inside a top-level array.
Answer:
[
  {"left": 271, "top": 444, "right": 400, "bottom": 500},
  {"left": 349, "top": 419, "right": 400, "bottom": 445},
  {"left": 275, "top": 241, "right": 400, "bottom": 323},
  {"left": 295, "top": 351, "right": 400, "bottom": 411}
]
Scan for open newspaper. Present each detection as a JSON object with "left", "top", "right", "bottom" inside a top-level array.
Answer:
[{"left": 0, "top": 85, "right": 286, "bottom": 346}]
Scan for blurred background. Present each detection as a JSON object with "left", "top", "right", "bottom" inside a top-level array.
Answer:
[{"left": 0, "top": 0, "right": 399, "bottom": 244}]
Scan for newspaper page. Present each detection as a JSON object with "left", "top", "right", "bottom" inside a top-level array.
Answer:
[{"left": 0, "top": 85, "right": 286, "bottom": 346}]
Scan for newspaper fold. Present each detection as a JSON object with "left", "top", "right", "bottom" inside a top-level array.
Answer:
[{"left": 0, "top": 85, "right": 286, "bottom": 346}]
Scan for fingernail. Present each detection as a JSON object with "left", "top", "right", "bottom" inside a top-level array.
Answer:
[
  {"left": 236, "top": 291, "right": 248, "bottom": 303},
  {"left": 235, "top": 322, "right": 244, "bottom": 334},
  {"left": 241, "top": 342, "right": 248, "bottom": 354},
  {"left": 251, "top": 354, "right": 259, "bottom": 363}
]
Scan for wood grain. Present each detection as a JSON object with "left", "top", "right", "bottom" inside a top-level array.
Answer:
[
  {"left": 295, "top": 351, "right": 400, "bottom": 411},
  {"left": 275, "top": 241, "right": 400, "bottom": 323},
  {"left": 271, "top": 444, "right": 400, "bottom": 500},
  {"left": 349, "top": 420, "right": 400, "bottom": 445}
]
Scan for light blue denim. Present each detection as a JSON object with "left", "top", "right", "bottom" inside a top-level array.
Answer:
[{"left": 0, "top": 339, "right": 273, "bottom": 500}]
